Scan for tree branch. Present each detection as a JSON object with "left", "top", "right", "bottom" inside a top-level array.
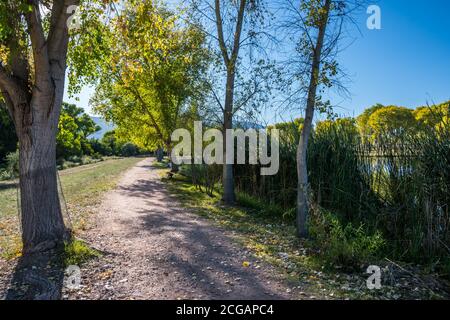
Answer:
[
  {"left": 230, "top": 0, "right": 246, "bottom": 65},
  {"left": 126, "top": 84, "right": 166, "bottom": 143},
  {"left": 214, "top": 0, "right": 230, "bottom": 66},
  {"left": 25, "top": 0, "right": 51, "bottom": 86},
  {"left": 206, "top": 80, "right": 224, "bottom": 111},
  {"left": 47, "top": 0, "right": 79, "bottom": 68}
]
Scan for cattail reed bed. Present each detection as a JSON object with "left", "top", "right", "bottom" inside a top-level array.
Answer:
[{"left": 233, "top": 118, "right": 449, "bottom": 273}]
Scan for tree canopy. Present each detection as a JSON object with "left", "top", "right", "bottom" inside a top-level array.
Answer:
[{"left": 85, "top": 0, "right": 209, "bottom": 152}]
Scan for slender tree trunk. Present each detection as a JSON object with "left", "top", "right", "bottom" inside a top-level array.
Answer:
[
  {"left": 18, "top": 101, "right": 68, "bottom": 253},
  {"left": 166, "top": 142, "right": 179, "bottom": 173},
  {"left": 214, "top": 0, "right": 246, "bottom": 205},
  {"left": 297, "top": 91, "right": 318, "bottom": 237},
  {"left": 222, "top": 69, "right": 236, "bottom": 204},
  {"left": 156, "top": 147, "right": 164, "bottom": 162},
  {"left": 296, "top": 0, "right": 331, "bottom": 238}
]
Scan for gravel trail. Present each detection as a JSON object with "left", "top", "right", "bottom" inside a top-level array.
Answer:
[{"left": 65, "top": 157, "right": 298, "bottom": 300}]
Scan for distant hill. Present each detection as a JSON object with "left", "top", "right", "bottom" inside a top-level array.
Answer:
[{"left": 89, "top": 117, "right": 115, "bottom": 140}]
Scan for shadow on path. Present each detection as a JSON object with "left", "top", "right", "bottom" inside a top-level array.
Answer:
[
  {"left": 4, "top": 250, "right": 65, "bottom": 300},
  {"left": 113, "top": 162, "right": 288, "bottom": 299}
]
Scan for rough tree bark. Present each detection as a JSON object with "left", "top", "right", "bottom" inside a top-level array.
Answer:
[
  {"left": 296, "top": 0, "right": 331, "bottom": 238},
  {"left": 0, "top": 0, "right": 78, "bottom": 253},
  {"left": 18, "top": 103, "right": 67, "bottom": 253}
]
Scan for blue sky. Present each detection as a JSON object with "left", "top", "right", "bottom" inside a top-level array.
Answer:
[
  {"left": 330, "top": 0, "right": 450, "bottom": 118},
  {"left": 65, "top": 0, "right": 450, "bottom": 122}
]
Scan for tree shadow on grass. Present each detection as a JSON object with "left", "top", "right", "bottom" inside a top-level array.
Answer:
[{"left": 4, "top": 249, "right": 65, "bottom": 300}]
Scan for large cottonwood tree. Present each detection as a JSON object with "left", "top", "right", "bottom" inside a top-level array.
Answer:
[{"left": 0, "top": 0, "right": 81, "bottom": 252}]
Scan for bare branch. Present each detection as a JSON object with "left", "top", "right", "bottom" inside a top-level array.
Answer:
[
  {"left": 214, "top": 0, "right": 230, "bottom": 66},
  {"left": 230, "top": 0, "right": 247, "bottom": 65}
]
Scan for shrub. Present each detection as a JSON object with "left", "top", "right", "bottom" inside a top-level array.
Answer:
[
  {"left": 5, "top": 150, "right": 19, "bottom": 178},
  {"left": 182, "top": 164, "right": 221, "bottom": 196},
  {"left": 90, "top": 138, "right": 113, "bottom": 156},
  {"left": 0, "top": 106, "right": 18, "bottom": 164},
  {"left": 91, "top": 152, "right": 103, "bottom": 160},
  {"left": 81, "top": 155, "right": 93, "bottom": 165},
  {"left": 0, "top": 169, "right": 11, "bottom": 181},
  {"left": 61, "top": 161, "right": 77, "bottom": 170},
  {"left": 67, "top": 155, "right": 81, "bottom": 163},
  {"left": 120, "top": 142, "right": 138, "bottom": 157},
  {"left": 63, "top": 239, "right": 101, "bottom": 266},
  {"left": 310, "top": 209, "right": 385, "bottom": 269}
]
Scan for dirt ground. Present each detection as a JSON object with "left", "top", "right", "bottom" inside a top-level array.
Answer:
[{"left": 59, "top": 157, "right": 300, "bottom": 300}]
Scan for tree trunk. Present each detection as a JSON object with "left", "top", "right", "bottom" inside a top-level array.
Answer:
[
  {"left": 156, "top": 147, "right": 164, "bottom": 162},
  {"left": 296, "top": 97, "right": 315, "bottom": 238},
  {"left": 222, "top": 69, "right": 236, "bottom": 204},
  {"left": 296, "top": 0, "right": 331, "bottom": 238},
  {"left": 0, "top": 0, "right": 77, "bottom": 254},
  {"left": 214, "top": 0, "right": 245, "bottom": 205},
  {"left": 166, "top": 142, "right": 179, "bottom": 173},
  {"left": 18, "top": 103, "right": 68, "bottom": 253}
]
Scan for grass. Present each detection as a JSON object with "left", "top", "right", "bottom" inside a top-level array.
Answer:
[
  {"left": 63, "top": 239, "right": 101, "bottom": 267},
  {"left": 152, "top": 158, "right": 170, "bottom": 169},
  {"left": 160, "top": 165, "right": 449, "bottom": 300},
  {"left": 0, "top": 157, "right": 142, "bottom": 259}
]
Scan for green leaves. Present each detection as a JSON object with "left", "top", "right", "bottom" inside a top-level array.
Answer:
[
  {"left": 67, "top": 1, "right": 116, "bottom": 95},
  {"left": 18, "top": 3, "right": 33, "bottom": 14},
  {"left": 56, "top": 103, "right": 100, "bottom": 158},
  {"left": 367, "top": 106, "right": 417, "bottom": 141},
  {"left": 83, "top": 0, "right": 209, "bottom": 151},
  {"left": 57, "top": 113, "right": 82, "bottom": 158}
]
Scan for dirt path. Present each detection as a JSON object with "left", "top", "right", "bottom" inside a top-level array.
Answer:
[{"left": 66, "top": 158, "right": 298, "bottom": 300}]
